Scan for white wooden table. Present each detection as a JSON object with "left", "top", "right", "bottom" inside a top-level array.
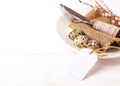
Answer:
[{"left": 0, "top": 0, "right": 120, "bottom": 86}]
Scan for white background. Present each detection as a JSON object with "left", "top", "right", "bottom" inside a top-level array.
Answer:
[
  {"left": 0, "top": 0, "right": 71, "bottom": 86},
  {"left": 1, "top": 0, "right": 120, "bottom": 86}
]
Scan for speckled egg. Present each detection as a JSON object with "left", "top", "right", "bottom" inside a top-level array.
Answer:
[
  {"left": 68, "top": 29, "right": 85, "bottom": 40},
  {"left": 74, "top": 35, "right": 88, "bottom": 48},
  {"left": 87, "top": 40, "right": 100, "bottom": 49}
]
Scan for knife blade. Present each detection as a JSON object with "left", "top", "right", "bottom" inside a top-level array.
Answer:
[{"left": 60, "top": 4, "right": 93, "bottom": 26}]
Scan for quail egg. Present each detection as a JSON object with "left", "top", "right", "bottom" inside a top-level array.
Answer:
[
  {"left": 68, "top": 29, "right": 85, "bottom": 40},
  {"left": 74, "top": 35, "right": 88, "bottom": 48},
  {"left": 87, "top": 40, "right": 100, "bottom": 49}
]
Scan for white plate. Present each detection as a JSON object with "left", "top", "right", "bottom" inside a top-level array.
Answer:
[{"left": 57, "top": 15, "right": 120, "bottom": 59}]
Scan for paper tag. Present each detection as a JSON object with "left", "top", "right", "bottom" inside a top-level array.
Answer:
[{"left": 68, "top": 48, "right": 98, "bottom": 80}]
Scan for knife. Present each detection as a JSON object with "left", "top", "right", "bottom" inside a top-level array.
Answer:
[{"left": 60, "top": 4, "right": 93, "bottom": 26}]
